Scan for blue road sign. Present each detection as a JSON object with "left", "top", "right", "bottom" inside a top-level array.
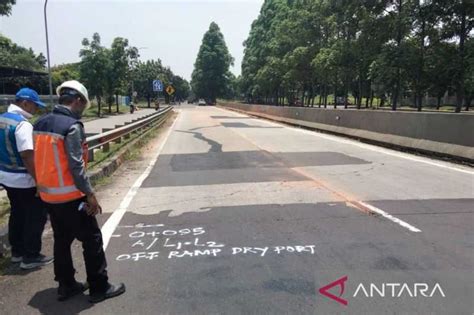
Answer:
[{"left": 153, "top": 80, "right": 163, "bottom": 92}]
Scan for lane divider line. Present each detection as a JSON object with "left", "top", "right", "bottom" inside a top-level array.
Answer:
[
  {"left": 355, "top": 200, "right": 421, "bottom": 232},
  {"left": 292, "top": 166, "right": 423, "bottom": 233},
  {"left": 101, "top": 111, "right": 180, "bottom": 250}
]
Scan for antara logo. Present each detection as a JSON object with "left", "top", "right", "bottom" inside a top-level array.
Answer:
[
  {"left": 353, "top": 283, "right": 446, "bottom": 298},
  {"left": 318, "top": 276, "right": 446, "bottom": 306},
  {"left": 318, "top": 275, "right": 349, "bottom": 306}
]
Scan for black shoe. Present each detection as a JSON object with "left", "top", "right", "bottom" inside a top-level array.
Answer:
[
  {"left": 20, "top": 254, "right": 54, "bottom": 270},
  {"left": 89, "top": 283, "right": 126, "bottom": 303},
  {"left": 58, "top": 281, "right": 89, "bottom": 301}
]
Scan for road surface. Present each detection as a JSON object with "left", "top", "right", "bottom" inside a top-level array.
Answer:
[{"left": 0, "top": 104, "right": 472, "bottom": 314}]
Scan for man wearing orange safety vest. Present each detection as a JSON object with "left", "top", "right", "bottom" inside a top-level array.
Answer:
[{"left": 34, "top": 80, "right": 125, "bottom": 303}]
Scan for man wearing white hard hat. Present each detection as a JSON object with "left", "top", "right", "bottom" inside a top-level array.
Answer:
[{"left": 34, "top": 80, "right": 125, "bottom": 303}]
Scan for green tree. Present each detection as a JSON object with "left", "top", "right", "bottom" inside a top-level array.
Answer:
[
  {"left": 0, "top": 34, "right": 45, "bottom": 70},
  {"left": 434, "top": 0, "right": 474, "bottom": 112},
  {"left": 51, "top": 63, "right": 80, "bottom": 89},
  {"left": 79, "top": 33, "right": 110, "bottom": 117},
  {"left": 172, "top": 75, "right": 190, "bottom": 101},
  {"left": 0, "top": 0, "right": 16, "bottom": 16},
  {"left": 0, "top": 33, "right": 47, "bottom": 94},
  {"left": 132, "top": 60, "right": 165, "bottom": 105},
  {"left": 191, "top": 22, "right": 234, "bottom": 103},
  {"left": 107, "top": 38, "right": 138, "bottom": 112}
]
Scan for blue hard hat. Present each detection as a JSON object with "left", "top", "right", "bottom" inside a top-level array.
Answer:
[{"left": 15, "top": 88, "right": 46, "bottom": 108}]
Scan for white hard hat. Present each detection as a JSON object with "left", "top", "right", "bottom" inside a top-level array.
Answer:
[{"left": 56, "top": 80, "right": 90, "bottom": 109}]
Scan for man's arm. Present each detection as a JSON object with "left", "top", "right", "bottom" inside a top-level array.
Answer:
[
  {"left": 19, "top": 150, "right": 36, "bottom": 181},
  {"left": 64, "top": 123, "right": 102, "bottom": 216},
  {"left": 15, "top": 121, "right": 36, "bottom": 180}
]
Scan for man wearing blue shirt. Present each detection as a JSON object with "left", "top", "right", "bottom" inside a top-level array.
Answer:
[{"left": 0, "top": 88, "right": 53, "bottom": 270}]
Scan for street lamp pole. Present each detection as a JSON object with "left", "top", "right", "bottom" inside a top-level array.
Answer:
[{"left": 44, "top": 0, "right": 53, "bottom": 106}]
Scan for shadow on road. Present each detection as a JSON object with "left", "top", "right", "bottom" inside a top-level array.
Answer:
[{"left": 29, "top": 288, "right": 94, "bottom": 315}]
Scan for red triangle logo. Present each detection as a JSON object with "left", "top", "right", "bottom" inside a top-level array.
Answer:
[{"left": 318, "top": 275, "right": 349, "bottom": 306}]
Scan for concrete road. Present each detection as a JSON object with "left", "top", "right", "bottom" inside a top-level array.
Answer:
[{"left": 1, "top": 104, "right": 473, "bottom": 314}]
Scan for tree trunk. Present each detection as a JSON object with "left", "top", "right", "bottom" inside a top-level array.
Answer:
[
  {"left": 324, "top": 86, "right": 328, "bottom": 108},
  {"left": 393, "top": 0, "right": 403, "bottom": 111},
  {"left": 318, "top": 89, "right": 322, "bottom": 108},
  {"left": 116, "top": 93, "right": 119, "bottom": 113},
  {"left": 344, "top": 78, "right": 348, "bottom": 109},
  {"left": 455, "top": 2, "right": 466, "bottom": 113},
  {"left": 357, "top": 75, "right": 362, "bottom": 109},
  {"left": 97, "top": 96, "right": 102, "bottom": 117},
  {"left": 436, "top": 96, "right": 442, "bottom": 110},
  {"left": 417, "top": 94, "right": 423, "bottom": 112},
  {"left": 416, "top": 16, "right": 426, "bottom": 112}
]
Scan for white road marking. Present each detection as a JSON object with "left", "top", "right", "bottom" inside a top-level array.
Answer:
[
  {"left": 101, "top": 111, "right": 179, "bottom": 250},
  {"left": 356, "top": 201, "right": 422, "bottom": 232},
  {"left": 217, "top": 107, "right": 473, "bottom": 175}
]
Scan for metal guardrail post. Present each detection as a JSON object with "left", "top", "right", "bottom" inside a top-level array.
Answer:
[
  {"left": 102, "top": 128, "right": 113, "bottom": 152},
  {"left": 88, "top": 149, "right": 95, "bottom": 162},
  {"left": 114, "top": 125, "right": 123, "bottom": 143}
]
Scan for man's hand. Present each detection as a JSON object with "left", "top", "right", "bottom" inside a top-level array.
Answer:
[
  {"left": 20, "top": 150, "right": 36, "bottom": 181},
  {"left": 86, "top": 193, "right": 102, "bottom": 216}
]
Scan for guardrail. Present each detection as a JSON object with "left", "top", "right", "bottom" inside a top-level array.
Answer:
[{"left": 87, "top": 106, "right": 172, "bottom": 162}]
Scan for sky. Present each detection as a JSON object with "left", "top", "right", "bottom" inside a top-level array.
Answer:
[{"left": 0, "top": 0, "right": 264, "bottom": 81}]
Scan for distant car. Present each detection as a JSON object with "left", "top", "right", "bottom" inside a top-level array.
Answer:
[
  {"left": 198, "top": 99, "right": 206, "bottom": 106},
  {"left": 206, "top": 100, "right": 216, "bottom": 106}
]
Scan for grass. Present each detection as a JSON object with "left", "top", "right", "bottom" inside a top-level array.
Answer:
[
  {"left": 0, "top": 197, "right": 10, "bottom": 227},
  {"left": 83, "top": 103, "right": 133, "bottom": 119},
  {"left": 0, "top": 256, "right": 9, "bottom": 275}
]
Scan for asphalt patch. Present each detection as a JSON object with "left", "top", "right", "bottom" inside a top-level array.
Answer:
[{"left": 221, "top": 122, "right": 282, "bottom": 128}]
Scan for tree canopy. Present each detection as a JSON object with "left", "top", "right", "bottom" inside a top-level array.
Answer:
[
  {"left": 191, "top": 22, "right": 234, "bottom": 102},
  {"left": 241, "top": 0, "right": 473, "bottom": 112},
  {"left": 0, "top": 0, "right": 16, "bottom": 16},
  {"left": 79, "top": 32, "right": 189, "bottom": 115}
]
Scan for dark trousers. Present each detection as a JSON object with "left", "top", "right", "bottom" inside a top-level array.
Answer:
[
  {"left": 4, "top": 185, "right": 47, "bottom": 259},
  {"left": 48, "top": 198, "right": 109, "bottom": 294}
]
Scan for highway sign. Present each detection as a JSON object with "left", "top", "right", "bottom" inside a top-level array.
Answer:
[
  {"left": 153, "top": 80, "right": 163, "bottom": 92},
  {"left": 166, "top": 85, "right": 175, "bottom": 95}
]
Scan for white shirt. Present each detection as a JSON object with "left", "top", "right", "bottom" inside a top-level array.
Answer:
[{"left": 0, "top": 104, "right": 35, "bottom": 188}]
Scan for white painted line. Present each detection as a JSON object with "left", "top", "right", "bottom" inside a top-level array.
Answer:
[
  {"left": 357, "top": 201, "right": 422, "bottom": 233},
  {"left": 101, "top": 111, "right": 180, "bottom": 250},
  {"left": 217, "top": 107, "right": 474, "bottom": 175}
]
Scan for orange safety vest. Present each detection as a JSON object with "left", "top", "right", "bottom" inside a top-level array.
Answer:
[{"left": 33, "top": 112, "right": 89, "bottom": 204}]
